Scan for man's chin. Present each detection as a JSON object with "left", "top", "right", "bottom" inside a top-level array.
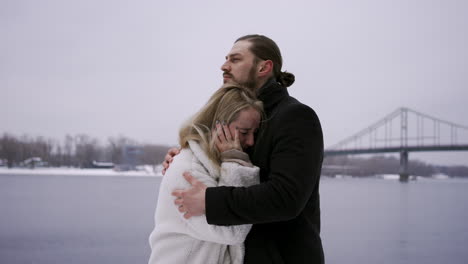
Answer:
[
  {"left": 223, "top": 81, "right": 237, "bottom": 86},
  {"left": 223, "top": 79, "right": 244, "bottom": 86}
]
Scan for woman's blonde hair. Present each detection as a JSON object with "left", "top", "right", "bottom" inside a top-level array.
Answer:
[{"left": 179, "top": 84, "right": 263, "bottom": 166}]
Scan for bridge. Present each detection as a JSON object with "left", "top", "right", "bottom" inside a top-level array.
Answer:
[{"left": 324, "top": 107, "right": 468, "bottom": 181}]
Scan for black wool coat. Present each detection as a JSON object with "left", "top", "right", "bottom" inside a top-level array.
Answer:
[{"left": 206, "top": 79, "right": 325, "bottom": 264}]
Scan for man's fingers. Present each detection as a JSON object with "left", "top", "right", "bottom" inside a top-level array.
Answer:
[
  {"left": 162, "top": 152, "right": 173, "bottom": 176},
  {"left": 172, "top": 190, "right": 184, "bottom": 198},
  {"left": 162, "top": 158, "right": 170, "bottom": 175},
  {"left": 162, "top": 147, "right": 179, "bottom": 172},
  {"left": 183, "top": 212, "right": 193, "bottom": 219},
  {"left": 183, "top": 171, "right": 198, "bottom": 186},
  {"left": 164, "top": 155, "right": 173, "bottom": 165},
  {"left": 178, "top": 205, "right": 185, "bottom": 213},
  {"left": 168, "top": 147, "right": 180, "bottom": 156},
  {"left": 163, "top": 148, "right": 180, "bottom": 166},
  {"left": 174, "top": 197, "right": 183, "bottom": 206},
  {"left": 164, "top": 147, "right": 178, "bottom": 164}
]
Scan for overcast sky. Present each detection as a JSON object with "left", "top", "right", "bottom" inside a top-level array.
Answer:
[{"left": 2, "top": 0, "right": 468, "bottom": 166}]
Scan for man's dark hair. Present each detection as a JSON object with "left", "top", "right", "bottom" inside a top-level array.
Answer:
[{"left": 236, "top": 34, "right": 295, "bottom": 87}]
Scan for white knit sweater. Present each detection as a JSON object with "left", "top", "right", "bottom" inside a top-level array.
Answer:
[{"left": 148, "top": 141, "right": 259, "bottom": 264}]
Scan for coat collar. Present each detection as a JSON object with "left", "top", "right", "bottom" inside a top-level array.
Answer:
[
  {"left": 257, "top": 78, "right": 289, "bottom": 113},
  {"left": 188, "top": 140, "right": 220, "bottom": 180}
]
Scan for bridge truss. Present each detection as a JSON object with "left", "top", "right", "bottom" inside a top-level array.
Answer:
[{"left": 325, "top": 107, "right": 468, "bottom": 180}]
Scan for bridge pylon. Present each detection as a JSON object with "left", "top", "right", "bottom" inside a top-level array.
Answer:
[{"left": 399, "top": 150, "right": 409, "bottom": 181}]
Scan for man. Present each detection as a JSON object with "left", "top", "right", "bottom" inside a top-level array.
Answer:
[{"left": 168, "top": 34, "right": 325, "bottom": 263}]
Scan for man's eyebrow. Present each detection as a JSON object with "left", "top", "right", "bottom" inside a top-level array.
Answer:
[{"left": 226, "top": 53, "right": 242, "bottom": 59}]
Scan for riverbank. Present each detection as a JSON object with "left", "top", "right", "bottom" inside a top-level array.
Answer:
[
  {"left": 1, "top": 167, "right": 460, "bottom": 181},
  {"left": 0, "top": 166, "right": 163, "bottom": 177}
]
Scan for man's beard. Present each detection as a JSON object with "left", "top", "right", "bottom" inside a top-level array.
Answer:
[
  {"left": 240, "top": 65, "right": 259, "bottom": 91},
  {"left": 223, "top": 65, "right": 259, "bottom": 92}
]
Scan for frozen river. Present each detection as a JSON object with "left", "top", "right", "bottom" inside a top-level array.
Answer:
[{"left": 1, "top": 173, "right": 467, "bottom": 263}]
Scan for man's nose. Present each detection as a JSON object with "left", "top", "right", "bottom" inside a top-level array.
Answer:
[{"left": 221, "top": 61, "right": 230, "bottom": 72}]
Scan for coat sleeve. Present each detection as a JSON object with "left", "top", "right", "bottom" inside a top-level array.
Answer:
[
  {"left": 219, "top": 160, "right": 259, "bottom": 187},
  {"left": 205, "top": 103, "right": 323, "bottom": 225},
  {"left": 165, "top": 154, "right": 259, "bottom": 245}
]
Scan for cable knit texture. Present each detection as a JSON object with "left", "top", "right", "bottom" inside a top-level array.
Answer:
[{"left": 148, "top": 140, "right": 259, "bottom": 264}]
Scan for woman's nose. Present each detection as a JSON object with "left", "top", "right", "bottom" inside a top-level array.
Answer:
[{"left": 244, "top": 135, "right": 255, "bottom": 147}]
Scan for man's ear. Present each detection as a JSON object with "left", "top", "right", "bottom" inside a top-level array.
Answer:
[{"left": 258, "top": 60, "right": 273, "bottom": 77}]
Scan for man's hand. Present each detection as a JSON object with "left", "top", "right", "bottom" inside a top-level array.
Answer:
[
  {"left": 162, "top": 147, "right": 180, "bottom": 175},
  {"left": 172, "top": 172, "right": 207, "bottom": 219}
]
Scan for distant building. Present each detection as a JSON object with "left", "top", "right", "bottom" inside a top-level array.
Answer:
[
  {"left": 92, "top": 161, "right": 115, "bottom": 169},
  {"left": 20, "top": 157, "right": 48, "bottom": 168},
  {"left": 117, "top": 145, "right": 143, "bottom": 171}
]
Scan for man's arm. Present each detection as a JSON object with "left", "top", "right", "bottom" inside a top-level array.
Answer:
[
  {"left": 173, "top": 123, "right": 259, "bottom": 218},
  {"left": 205, "top": 103, "right": 323, "bottom": 225}
]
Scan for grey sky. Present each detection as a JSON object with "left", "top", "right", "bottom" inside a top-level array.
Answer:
[{"left": 2, "top": 0, "right": 468, "bottom": 166}]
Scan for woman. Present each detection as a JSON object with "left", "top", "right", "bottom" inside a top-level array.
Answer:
[{"left": 148, "top": 84, "right": 263, "bottom": 264}]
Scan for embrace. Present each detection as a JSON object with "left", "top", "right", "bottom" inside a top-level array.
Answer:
[{"left": 149, "top": 34, "right": 325, "bottom": 264}]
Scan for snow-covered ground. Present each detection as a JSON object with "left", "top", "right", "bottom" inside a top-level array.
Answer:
[
  {"left": 0, "top": 165, "right": 163, "bottom": 177},
  {"left": 377, "top": 173, "right": 452, "bottom": 180},
  {"left": 323, "top": 173, "right": 456, "bottom": 180},
  {"left": 0, "top": 167, "right": 457, "bottom": 179}
]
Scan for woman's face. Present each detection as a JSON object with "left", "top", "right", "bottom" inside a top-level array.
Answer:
[{"left": 228, "top": 107, "right": 261, "bottom": 150}]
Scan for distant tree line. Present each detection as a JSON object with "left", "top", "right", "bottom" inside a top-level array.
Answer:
[
  {"left": 3, "top": 132, "right": 467, "bottom": 177},
  {"left": 323, "top": 155, "right": 468, "bottom": 177},
  {"left": 0, "top": 133, "right": 171, "bottom": 169}
]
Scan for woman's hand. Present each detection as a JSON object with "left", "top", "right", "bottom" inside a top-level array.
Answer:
[{"left": 213, "top": 121, "right": 242, "bottom": 152}]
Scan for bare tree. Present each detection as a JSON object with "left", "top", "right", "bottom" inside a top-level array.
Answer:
[
  {"left": 107, "top": 136, "right": 136, "bottom": 165},
  {"left": 140, "top": 144, "right": 171, "bottom": 166},
  {"left": 0, "top": 133, "right": 20, "bottom": 168},
  {"left": 63, "top": 134, "right": 74, "bottom": 167},
  {"left": 74, "top": 134, "right": 99, "bottom": 168},
  {"left": 1, "top": 132, "right": 173, "bottom": 170}
]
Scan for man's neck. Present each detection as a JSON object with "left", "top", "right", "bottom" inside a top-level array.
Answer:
[
  {"left": 257, "top": 78, "right": 269, "bottom": 89},
  {"left": 255, "top": 77, "right": 277, "bottom": 96}
]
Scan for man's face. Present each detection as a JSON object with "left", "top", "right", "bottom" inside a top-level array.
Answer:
[{"left": 220, "top": 40, "right": 259, "bottom": 89}]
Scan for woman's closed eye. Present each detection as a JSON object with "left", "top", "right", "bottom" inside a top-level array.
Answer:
[{"left": 239, "top": 130, "right": 249, "bottom": 135}]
